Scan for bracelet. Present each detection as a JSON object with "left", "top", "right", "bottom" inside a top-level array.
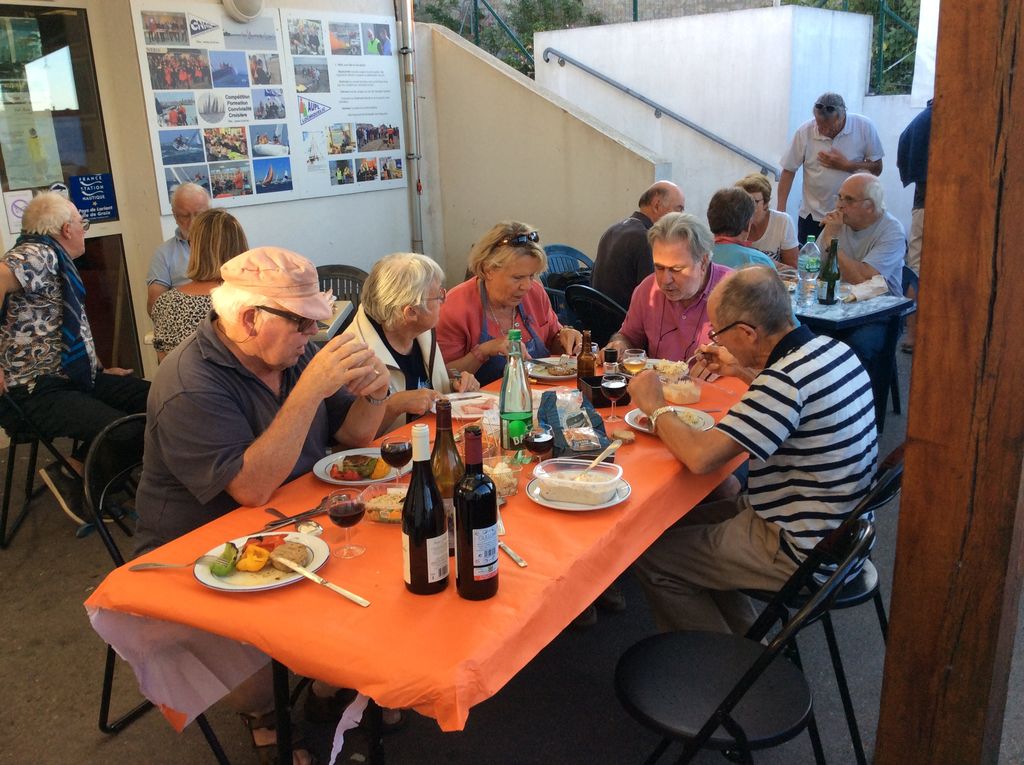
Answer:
[
  {"left": 364, "top": 387, "right": 392, "bottom": 406},
  {"left": 470, "top": 344, "right": 488, "bottom": 363},
  {"left": 649, "top": 405, "right": 676, "bottom": 431}
]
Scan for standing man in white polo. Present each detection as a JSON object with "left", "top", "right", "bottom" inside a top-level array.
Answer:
[{"left": 776, "top": 92, "right": 884, "bottom": 245}]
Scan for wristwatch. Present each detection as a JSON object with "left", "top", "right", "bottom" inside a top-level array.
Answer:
[
  {"left": 364, "top": 387, "right": 392, "bottom": 405},
  {"left": 648, "top": 405, "right": 676, "bottom": 431}
]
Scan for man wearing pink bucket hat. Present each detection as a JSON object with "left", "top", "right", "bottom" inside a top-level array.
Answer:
[{"left": 135, "top": 246, "right": 391, "bottom": 554}]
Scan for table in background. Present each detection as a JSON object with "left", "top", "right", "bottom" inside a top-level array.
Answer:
[
  {"left": 795, "top": 295, "right": 914, "bottom": 432},
  {"left": 85, "top": 379, "right": 745, "bottom": 744}
]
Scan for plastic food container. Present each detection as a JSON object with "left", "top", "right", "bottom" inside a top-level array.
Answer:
[
  {"left": 532, "top": 458, "right": 623, "bottom": 505},
  {"left": 360, "top": 483, "right": 407, "bottom": 523},
  {"left": 483, "top": 457, "right": 523, "bottom": 498}
]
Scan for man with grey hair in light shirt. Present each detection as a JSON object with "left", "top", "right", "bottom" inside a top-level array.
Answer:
[{"left": 147, "top": 182, "right": 209, "bottom": 312}]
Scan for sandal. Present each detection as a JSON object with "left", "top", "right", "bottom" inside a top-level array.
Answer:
[{"left": 240, "top": 711, "right": 318, "bottom": 765}]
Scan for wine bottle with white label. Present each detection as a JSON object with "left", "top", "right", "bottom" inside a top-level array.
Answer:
[
  {"left": 402, "top": 423, "right": 449, "bottom": 594},
  {"left": 454, "top": 426, "right": 499, "bottom": 600}
]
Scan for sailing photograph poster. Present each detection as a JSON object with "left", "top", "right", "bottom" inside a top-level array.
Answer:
[{"left": 131, "top": 2, "right": 405, "bottom": 213}]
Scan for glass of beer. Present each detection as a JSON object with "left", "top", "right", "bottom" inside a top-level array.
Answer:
[{"left": 622, "top": 349, "right": 647, "bottom": 376}]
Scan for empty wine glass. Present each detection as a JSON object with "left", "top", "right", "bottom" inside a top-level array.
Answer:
[
  {"left": 622, "top": 349, "right": 647, "bottom": 376},
  {"left": 601, "top": 373, "right": 627, "bottom": 422},
  {"left": 326, "top": 489, "right": 365, "bottom": 558}
]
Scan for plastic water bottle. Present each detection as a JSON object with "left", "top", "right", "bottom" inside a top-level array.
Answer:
[{"left": 797, "top": 236, "right": 821, "bottom": 307}]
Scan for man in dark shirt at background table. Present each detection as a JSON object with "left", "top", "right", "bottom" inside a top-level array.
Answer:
[{"left": 592, "top": 180, "right": 685, "bottom": 309}]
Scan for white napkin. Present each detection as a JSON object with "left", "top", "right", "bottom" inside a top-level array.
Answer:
[{"left": 843, "top": 275, "right": 888, "bottom": 302}]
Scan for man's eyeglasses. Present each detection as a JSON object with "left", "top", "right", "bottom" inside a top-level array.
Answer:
[
  {"left": 499, "top": 231, "right": 540, "bottom": 247},
  {"left": 708, "top": 320, "right": 754, "bottom": 343},
  {"left": 814, "top": 103, "right": 840, "bottom": 114},
  {"left": 653, "top": 263, "right": 688, "bottom": 275},
  {"left": 256, "top": 305, "right": 318, "bottom": 333},
  {"left": 78, "top": 216, "right": 90, "bottom": 231},
  {"left": 836, "top": 194, "right": 867, "bottom": 205},
  {"left": 423, "top": 287, "right": 447, "bottom": 305}
]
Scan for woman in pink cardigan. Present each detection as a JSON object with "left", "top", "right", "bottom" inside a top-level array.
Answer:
[{"left": 437, "top": 221, "right": 584, "bottom": 385}]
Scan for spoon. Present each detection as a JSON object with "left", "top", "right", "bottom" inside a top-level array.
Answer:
[{"left": 574, "top": 439, "right": 622, "bottom": 481}]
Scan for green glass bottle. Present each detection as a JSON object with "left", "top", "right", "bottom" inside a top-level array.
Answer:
[
  {"left": 817, "top": 238, "right": 841, "bottom": 305},
  {"left": 499, "top": 329, "right": 532, "bottom": 451}
]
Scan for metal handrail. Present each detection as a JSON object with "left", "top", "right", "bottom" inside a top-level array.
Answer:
[{"left": 541, "top": 47, "right": 780, "bottom": 179}]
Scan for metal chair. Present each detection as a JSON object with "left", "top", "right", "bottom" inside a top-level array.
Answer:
[
  {"left": 316, "top": 264, "right": 368, "bottom": 333},
  {"left": 890, "top": 265, "right": 919, "bottom": 414},
  {"left": 616, "top": 518, "right": 876, "bottom": 765},
  {"left": 0, "top": 393, "right": 81, "bottom": 548},
  {"left": 741, "top": 454, "right": 905, "bottom": 765},
  {"left": 564, "top": 284, "right": 627, "bottom": 346},
  {"left": 82, "top": 414, "right": 229, "bottom": 763}
]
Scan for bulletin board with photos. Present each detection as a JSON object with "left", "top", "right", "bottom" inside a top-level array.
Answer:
[{"left": 131, "top": 2, "right": 406, "bottom": 215}]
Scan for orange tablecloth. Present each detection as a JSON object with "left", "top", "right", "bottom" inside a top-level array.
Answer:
[{"left": 85, "top": 378, "right": 744, "bottom": 732}]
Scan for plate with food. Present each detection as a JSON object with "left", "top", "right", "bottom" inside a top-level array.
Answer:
[
  {"left": 527, "top": 356, "right": 577, "bottom": 382},
  {"left": 313, "top": 448, "right": 411, "bottom": 486},
  {"left": 448, "top": 392, "right": 499, "bottom": 420},
  {"left": 194, "top": 531, "right": 329, "bottom": 592},
  {"left": 624, "top": 406, "right": 715, "bottom": 434},
  {"left": 525, "top": 477, "right": 631, "bottom": 512}
]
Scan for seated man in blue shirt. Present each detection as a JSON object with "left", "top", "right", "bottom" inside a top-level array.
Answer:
[
  {"left": 628, "top": 266, "right": 877, "bottom": 633},
  {"left": 707, "top": 187, "right": 778, "bottom": 271},
  {"left": 147, "top": 182, "right": 209, "bottom": 313}
]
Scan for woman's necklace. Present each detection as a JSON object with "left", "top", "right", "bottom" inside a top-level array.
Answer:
[{"left": 486, "top": 301, "right": 520, "bottom": 333}]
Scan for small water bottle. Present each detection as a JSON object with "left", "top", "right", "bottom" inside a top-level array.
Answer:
[{"left": 796, "top": 235, "right": 821, "bottom": 307}]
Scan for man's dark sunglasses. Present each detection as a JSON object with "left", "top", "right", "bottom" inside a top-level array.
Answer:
[
  {"left": 256, "top": 305, "right": 318, "bottom": 333},
  {"left": 814, "top": 103, "right": 839, "bottom": 114},
  {"left": 500, "top": 231, "right": 540, "bottom": 246}
]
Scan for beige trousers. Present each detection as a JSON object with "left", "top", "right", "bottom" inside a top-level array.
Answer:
[{"left": 633, "top": 495, "right": 799, "bottom": 635}]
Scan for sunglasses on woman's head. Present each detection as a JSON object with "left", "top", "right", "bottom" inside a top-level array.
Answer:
[{"left": 499, "top": 231, "right": 540, "bottom": 246}]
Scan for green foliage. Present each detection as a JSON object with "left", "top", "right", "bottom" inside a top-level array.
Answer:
[
  {"left": 419, "top": 0, "right": 603, "bottom": 77},
  {"left": 784, "top": 0, "right": 920, "bottom": 94}
]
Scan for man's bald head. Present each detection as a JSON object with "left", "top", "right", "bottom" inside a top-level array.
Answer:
[
  {"left": 711, "top": 266, "right": 794, "bottom": 335},
  {"left": 170, "top": 182, "right": 210, "bottom": 237},
  {"left": 638, "top": 181, "right": 685, "bottom": 223}
]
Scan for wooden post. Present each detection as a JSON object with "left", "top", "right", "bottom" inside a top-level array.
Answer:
[{"left": 875, "top": 2, "right": 1024, "bottom": 762}]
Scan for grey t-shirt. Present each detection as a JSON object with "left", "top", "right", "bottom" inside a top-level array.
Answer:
[
  {"left": 134, "top": 314, "right": 354, "bottom": 555},
  {"left": 839, "top": 211, "right": 907, "bottom": 296}
]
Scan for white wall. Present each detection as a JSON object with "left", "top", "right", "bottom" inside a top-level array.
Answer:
[
  {"left": 534, "top": 6, "right": 934, "bottom": 235},
  {"left": 537, "top": 7, "right": 872, "bottom": 226}
]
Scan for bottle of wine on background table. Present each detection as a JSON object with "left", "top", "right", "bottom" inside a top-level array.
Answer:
[
  {"left": 402, "top": 423, "right": 449, "bottom": 594},
  {"left": 431, "top": 399, "right": 463, "bottom": 556},
  {"left": 454, "top": 425, "right": 499, "bottom": 600},
  {"left": 499, "top": 329, "right": 532, "bottom": 452},
  {"left": 817, "top": 238, "right": 841, "bottom": 305}
]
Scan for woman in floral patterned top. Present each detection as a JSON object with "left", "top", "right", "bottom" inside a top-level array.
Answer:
[{"left": 151, "top": 209, "right": 248, "bottom": 360}]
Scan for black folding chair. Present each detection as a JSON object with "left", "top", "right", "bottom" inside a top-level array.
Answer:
[
  {"left": 83, "top": 414, "right": 230, "bottom": 763},
  {"left": 317, "top": 264, "right": 368, "bottom": 334},
  {"left": 0, "top": 392, "right": 82, "bottom": 548},
  {"left": 565, "top": 284, "right": 627, "bottom": 346},
  {"left": 741, "top": 454, "right": 905, "bottom": 764},
  {"left": 616, "top": 518, "right": 876, "bottom": 765}
]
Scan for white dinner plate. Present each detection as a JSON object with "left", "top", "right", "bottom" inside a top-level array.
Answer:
[
  {"left": 525, "top": 478, "right": 631, "bottom": 511},
  {"left": 313, "top": 448, "right": 411, "bottom": 486},
  {"left": 624, "top": 406, "right": 715, "bottom": 434},
  {"left": 194, "top": 531, "right": 330, "bottom": 592},
  {"left": 527, "top": 357, "right": 578, "bottom": 382}
]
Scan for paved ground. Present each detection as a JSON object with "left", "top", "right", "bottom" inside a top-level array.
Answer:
[{"left": 2, "top": 353, "right": 1022, "bottom": 764}]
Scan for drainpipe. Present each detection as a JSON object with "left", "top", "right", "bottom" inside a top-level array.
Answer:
[{"left": 397, "top": 0, "right": 424, "bottom": 253}]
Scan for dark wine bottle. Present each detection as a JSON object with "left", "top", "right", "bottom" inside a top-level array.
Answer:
[
  {"left": 817, "top": 238, "right": 841, "bottom": 305},
  {"left": 402, "top": 423, "right": 450, "bottom": 594},
  {"left": 431, "top": 399, "right": 464, "bottom": 556},
  {"left": 454, "top": 426, "right": 499, "bottom": 600}
]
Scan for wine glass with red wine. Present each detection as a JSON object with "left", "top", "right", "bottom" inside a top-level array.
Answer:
[
  {"left": 523, "top": 424, "right": 554, "bottom": 463},
  {"left": 601, "top": 373, "right": 627, "bottom": 422},
  {"left": 326, "top": 490, "right": 366, "bottom": 558},
  {"left": 380, "top": 436, "right": 413, "bottom": 478}
]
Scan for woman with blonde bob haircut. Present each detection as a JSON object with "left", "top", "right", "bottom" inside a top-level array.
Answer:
[
  {"left": 152, "top": 208, "right": 248, "bottom": 360},
  {"left": 350, "top": 252, "right": 480, "bottom": 433},
  {"left": 734, "top": 173, "right": 799, "bottom": 266},
  {"left": 437, "top": 220, "right": 583, "bottom": 385}
]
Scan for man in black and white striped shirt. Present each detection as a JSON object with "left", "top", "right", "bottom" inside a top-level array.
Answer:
[{"left": 628, "top": 266, "right": 878, "bottom": 634}]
